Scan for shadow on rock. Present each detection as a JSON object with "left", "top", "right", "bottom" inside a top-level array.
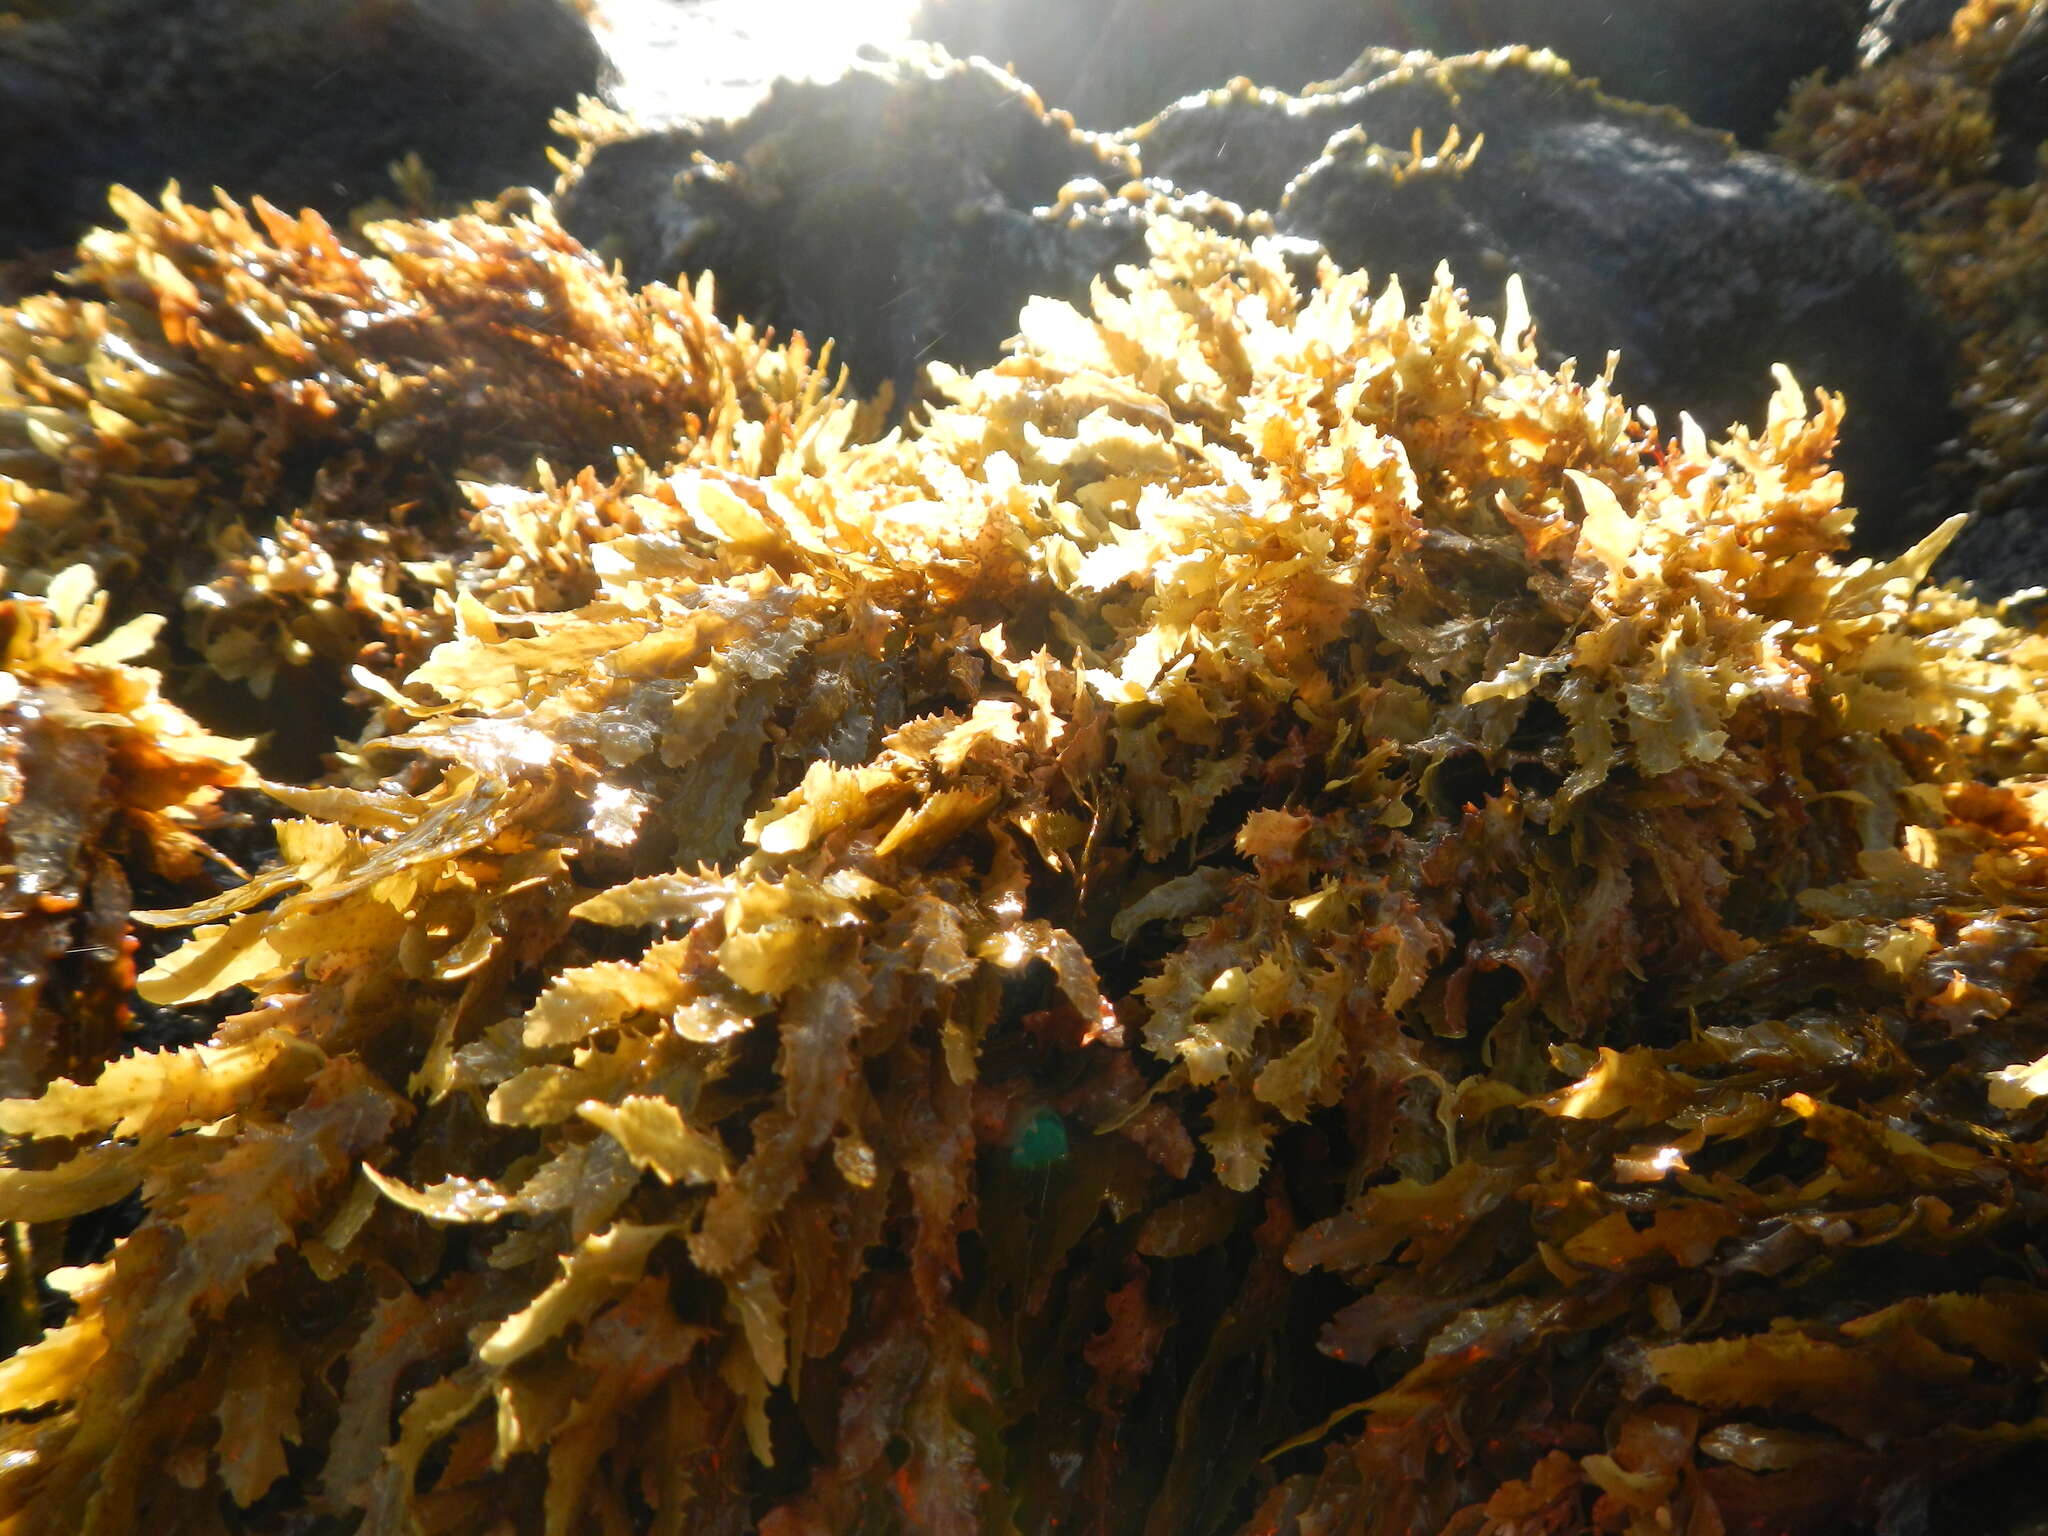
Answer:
[{"left": 0, "top": 0, "right": 601, "bottom": 276}]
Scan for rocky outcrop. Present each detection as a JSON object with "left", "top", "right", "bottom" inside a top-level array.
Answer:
[
  {"left": 1776, "top": 1, "right": 2048, "bottom": 592},
  {"left": 913, "top": 0, "right": 1861, "bottom": 140},
  {"left": 1860, "top": 0, "right": 1969, "bottom": 63},
  {"left": 1992, "top": 3, "right": 2048, "bottom": 152},
  {"left": 0, "top": 0, "right": 601, "bottom": 268}
]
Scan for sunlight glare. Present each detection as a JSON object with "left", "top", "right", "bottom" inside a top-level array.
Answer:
[{"left": 596, "top": 0, "right": 925, "bottom": 124}]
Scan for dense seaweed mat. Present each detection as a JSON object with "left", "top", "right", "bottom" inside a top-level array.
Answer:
[{"left": 1, "top": 211, "right": 2047, "bottom": 1534}]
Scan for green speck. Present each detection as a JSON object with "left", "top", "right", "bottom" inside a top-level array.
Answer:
[{"left": 1009, "top": 1108, "right": 1068, "bottom": 1170}]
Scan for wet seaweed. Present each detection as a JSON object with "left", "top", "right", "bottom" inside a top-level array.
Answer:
[{"left": 0, "top": 207, "right": 2044, "bottom": 1535}]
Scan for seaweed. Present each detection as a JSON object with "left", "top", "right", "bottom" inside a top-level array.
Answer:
[
  {"left": 1133, "top": 47, "right": 1958, "bottom": 545},
  {"left": 0, "top": 567, "right": 249, "bottom": 1106},
  {"left": 0, "top": 186, "right": 873, "bottom": 758},
  {"left": 0, "top": 207, "right": 2045, "bottom": 1536}
]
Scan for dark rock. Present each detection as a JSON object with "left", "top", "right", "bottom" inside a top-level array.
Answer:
[
  {"left": 910, "top": 0, "right": 1374, "bottom": 134},
  {"left": 1859, "top": 0, "right": 1966, "bottom": 65},
  {"left": 1136, "top": 50, "right": 1956, "bottom": 543},
  {"left": 557, "top": 46, "right": 1247, "bottom": 402},
  {"left": 1933, "top": 448, "right": 2048, "bottom": 593},
  {"left": 1128, "top": 61, "right": 1398, "bottom": 213},
  {"left": 1318, "top": 0, "right": 1865, "bottom": 143},
  {"left": 1993, "top": 3, "right": 2048, "bottom": 151},
  {"left": 1944, "top": 406, "right": 2048, "bottom": 594},
  {"left": 913, "top": 0, "right": 1861, "bottom": 141},
  {"left": 0, "top": 0, "right": 600, "bottom": 264},
  {"left": 1938, "top": 502, "right": 2048, "bottom": 598}
]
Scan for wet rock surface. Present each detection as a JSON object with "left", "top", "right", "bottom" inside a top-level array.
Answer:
[
  {"left": 1993, "top": 4, "right": 2048, "bottom": 149},
  {"left": 1142, "top": 51, "right": 1955, "bottom": 541},
  {"left": 558, "top": 47, "right": 1246, "bottom": 401},
  {"left": 1861, "top": 0, "right": 1971, "bottom": 62},
  {"left": 0, "top": 0, "right": 601, "bottom": 268},
  {"left": 1778, "top": 0, "right": 2048, "bottom": 592},
  {"left": 1123, "top": 60, "right": 1400, "bottom": 212},
  {"left": 1945, "top": 490, "right": 2048, "bottom": 597},
  {"left": 913, "top": 0, "right": 1861, "bottom": 140}
]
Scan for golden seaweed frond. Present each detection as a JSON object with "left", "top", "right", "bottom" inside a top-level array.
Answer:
[{"left": 0, "top": 562, "right": 250, "bottom": 1108}]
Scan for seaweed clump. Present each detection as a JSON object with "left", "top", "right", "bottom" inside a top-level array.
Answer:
[
  {"left": 0, "top": 187, "right": 870, "bottom": 755},
  {"left": 558, "top": 45, "right": 1956, "bottom": 546},
  {"left": 0, "top": 566, "right": 248, "bottom": 1106},
  {"left": 1131, "top": 46, "right": 1957, "bottom": 545},
  {"left": 0, "top": 214, "right": 2045, "bottom": 1534}
]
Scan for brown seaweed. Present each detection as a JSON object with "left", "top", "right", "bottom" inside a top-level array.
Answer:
[
  {"left": 1134, "top": 47, "right": 1959, "bottom": 546},
  {"left": 0, "top": 187, "right": 873, "bottom": 758}
]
